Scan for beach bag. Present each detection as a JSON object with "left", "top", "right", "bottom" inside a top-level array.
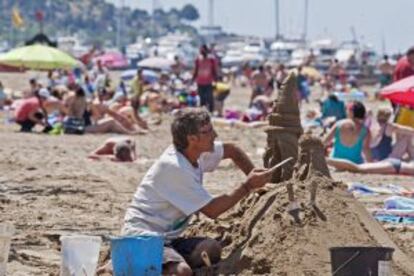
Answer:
[
  {"left": 395, "top": 107, "right": 414, "bottom": 127},
  {"left": 63, "top": 117, "right": 85, "bottom": 135}
]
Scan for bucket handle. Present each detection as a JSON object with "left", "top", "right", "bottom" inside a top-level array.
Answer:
[{"left": 332, "top": 251, "right": 360, "bottom": 276}]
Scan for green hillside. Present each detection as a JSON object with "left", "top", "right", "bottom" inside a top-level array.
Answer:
[{"left": 0, "top": 0, "right": 199, "bottom": 47}]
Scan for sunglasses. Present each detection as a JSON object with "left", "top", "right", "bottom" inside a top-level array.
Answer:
[{"left": 198, "top": 126, "right": 215, "bottom": 135}]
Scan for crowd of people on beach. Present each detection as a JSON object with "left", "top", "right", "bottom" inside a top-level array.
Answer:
[{"left": 1, "top": 44, "right": 414, "bottom": 168}]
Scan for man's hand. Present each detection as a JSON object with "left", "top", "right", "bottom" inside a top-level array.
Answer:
[{"left": 244, "top": 168, "right": 273, "bottom": 191}]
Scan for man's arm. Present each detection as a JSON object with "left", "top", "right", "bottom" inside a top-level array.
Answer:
[
  {"left": 222, "top": 143, "right": 254, "bottom": 175},
  {"left": 200, "top": 168, "right": 271, "bottom": 219}
]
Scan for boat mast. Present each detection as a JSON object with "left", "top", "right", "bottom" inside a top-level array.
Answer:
[
  {"left": 208, "top": 0, "right": 214, "bottom": 27},
  {"left": 275, "top": 0, "right": 281, "bottom": 39},
  {"left": 302, "top": 0, "right": 308, "bottom": 42}
]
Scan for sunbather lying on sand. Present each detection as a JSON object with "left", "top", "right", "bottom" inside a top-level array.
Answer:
[
  {"left": 327, "top": 157, "right": 414, "bottom": 175},
  {"left": 88, "top": 137, "right": 136, "bottom": 162}
]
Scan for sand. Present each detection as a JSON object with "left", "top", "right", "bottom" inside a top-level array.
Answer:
[{"left": 0, "top": 72, "right": 413, "bottom": 275}]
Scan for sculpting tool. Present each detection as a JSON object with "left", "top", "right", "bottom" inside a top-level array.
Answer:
[{"left": 266, "top": 157, "right": 294, "bottom": 176}]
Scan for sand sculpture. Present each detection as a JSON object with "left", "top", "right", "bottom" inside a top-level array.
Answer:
[
  {"left": 293, "top": 134, "right": 331, "bottom": 206},
  {"left": 185, "top": 138, "right": 384, "bottom": 274},
  {"left": 263, "top": 71, "right": 303, "bottom": 184}
]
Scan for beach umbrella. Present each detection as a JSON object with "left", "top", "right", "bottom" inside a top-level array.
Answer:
[
  {"left": 380, "top": 76, "right": 414, "bottom": 108},
  {"left": 137, "top": 57, "right": 174, "bottom": 71},
  {"left": 292, "top": 66, "right": 322, "bottom": 80},
  {"left": 0, "top": 44, "right": 79, "bottom": 70},
  {"left": 93, "top": 51, "right": 128, "bottom": 69},
  {"left": 121, "top": 69, "right": 159, "bottom": 84}
]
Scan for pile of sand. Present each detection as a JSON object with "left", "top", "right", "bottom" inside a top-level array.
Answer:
[
  {"left": 187, "top": 175, "right": 377, "bottom": 275},
  {"left": 185, "top": 132, "right": 414, "bottom": 275}
]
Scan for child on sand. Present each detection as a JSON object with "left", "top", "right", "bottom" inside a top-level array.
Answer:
[{"left": 88, "top": 137, "right": 136, "bottom": 162}]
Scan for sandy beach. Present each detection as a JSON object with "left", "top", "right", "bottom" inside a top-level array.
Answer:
[{"left": 1, "top": 71, "right": 413, "bottom": 275}]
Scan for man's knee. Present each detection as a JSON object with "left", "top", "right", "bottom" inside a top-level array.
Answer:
[
  {"left": 190, "top": 238, "right": 222, "bottom": 267},
  {"left": 164, "top": 261, "right": 192, "bottom": 276},
  {"left": 176, "top": 262, "right": 192, "bottom": 276}
]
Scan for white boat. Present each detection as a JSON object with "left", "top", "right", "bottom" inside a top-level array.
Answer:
[
  {"left": 310, "top": 39, "right": 337, "bottom": 71},
  {"left": 289, "top": 48, "right": 311, "bottom": 67},
  {"left": 269, "top": 40, "right": 302, "bottom": 64},
  {"left": 57, "top": 35, "right": 89, "bottom": 58}
]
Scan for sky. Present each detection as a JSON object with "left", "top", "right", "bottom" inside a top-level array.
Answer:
[{"left": 107, "top": 0, "right": 414, "bottom": 54}]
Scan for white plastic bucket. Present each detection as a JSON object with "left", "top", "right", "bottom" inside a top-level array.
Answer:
[
  {"left": 60, "top": 235, "right": 101, "bottom": 276},
  {"left": 0, "top": 223, "right": 14, "bottom": 276}
]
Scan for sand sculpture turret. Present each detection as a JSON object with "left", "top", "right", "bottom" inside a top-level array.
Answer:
[
  {"left": 294, "top": 134, "right": 331, "bottom": 181},
  {"left": 263, "top": 72, "right": 303, "bottom": 183}
]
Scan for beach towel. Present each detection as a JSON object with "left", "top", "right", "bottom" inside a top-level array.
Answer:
[
  {"left": 375, "top": 214, "right": 414, "bottom": 224},
  {"left": 384, "top": 196, "right": 414, "bottom": 210},
  {"left": 347, "top": 182, "right": 414, "bottom": 197}
]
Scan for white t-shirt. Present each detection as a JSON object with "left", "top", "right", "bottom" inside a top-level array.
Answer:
[{"left": 123, "top": 141, "right": 224, "bottom": 240}]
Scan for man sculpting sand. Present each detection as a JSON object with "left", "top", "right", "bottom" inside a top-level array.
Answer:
[{"left": 98, "top": 107, "right": 273, "bottom": 275}]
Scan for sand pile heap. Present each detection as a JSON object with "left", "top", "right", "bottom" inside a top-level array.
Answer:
[{"left": 186, "top": 134, "right": 379, "bottom": 274}]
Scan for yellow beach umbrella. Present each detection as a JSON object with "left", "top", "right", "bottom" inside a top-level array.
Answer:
[
  {"left": 291, "top": 66, "right": 322, "bottom": 80},
  {"left": 0, "top": 44, "right": 79, "bottom": 70}
]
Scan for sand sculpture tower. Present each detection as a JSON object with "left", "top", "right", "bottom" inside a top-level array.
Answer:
[
  {"left": 294, "top": 134, "right": 331, "bottom": 205},
  {"left": 263, "top": 72, "right": 303, "bottom": 183}
]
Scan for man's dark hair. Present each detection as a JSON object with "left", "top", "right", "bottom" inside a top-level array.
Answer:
[
  {"left": 171, "top": 107, "right": 211, "bottom": 152},
  {"left": 75, "top": 86, "right": 85, "bottom": 97},
  {"left": 350, "top": 101, "right": 366, "bottom": 119}
]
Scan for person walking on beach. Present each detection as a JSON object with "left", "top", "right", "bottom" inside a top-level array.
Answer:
[
  {"left": 98, "top": 107, "right": 274, "bottom": 275},
  {"left": 130, "top": 68, "right": 148, "bottom": 129},
  {"left": 393, "top": 46, "right": 414, "bottom": 82},
  {"left": 192, "top": 45, "right": 218, "bottom": 112}
]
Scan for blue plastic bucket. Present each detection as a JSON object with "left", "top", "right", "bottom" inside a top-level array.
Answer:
[{"left": 111, "top": 235, "right": 164, "bottom": 276}]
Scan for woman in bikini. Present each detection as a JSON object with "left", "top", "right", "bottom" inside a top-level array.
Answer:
[{"left": 323, "top": 101, "right": 372, "bottom": 164}]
